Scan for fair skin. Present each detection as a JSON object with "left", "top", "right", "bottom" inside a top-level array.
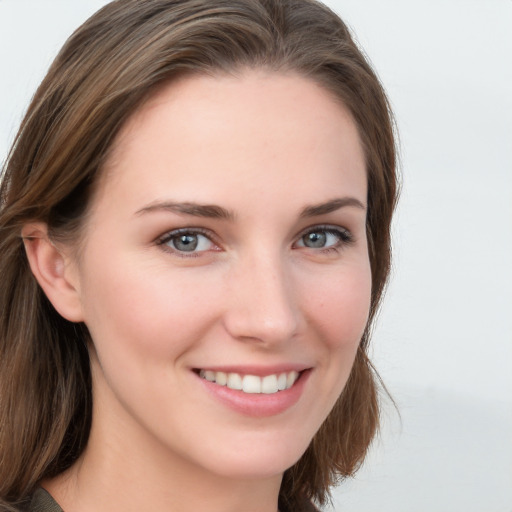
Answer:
[{"left": 24, "top": 70, "right": 370, "bottom": 512}]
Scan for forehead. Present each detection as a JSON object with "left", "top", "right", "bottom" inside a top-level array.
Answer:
[{"left": 96, "top": 70, "right": 366, "bottom": 214}]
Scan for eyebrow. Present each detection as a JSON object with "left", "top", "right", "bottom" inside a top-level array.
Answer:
[
  {"left": 135, "top": 201, "right": 235, "bottom": 220},
  {"left": 135, "top": 197, "right": 365, "bottom": 220},
  {"left": 299, "top": 197, "right": 366, "bottom": 218}
]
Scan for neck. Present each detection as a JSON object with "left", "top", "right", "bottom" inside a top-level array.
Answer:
[
  {"left": 45, "top": 462, "right": 281, "bottom": 512},
  {"left": 43, "top": 379, "right": 282, "bottom": 512}
]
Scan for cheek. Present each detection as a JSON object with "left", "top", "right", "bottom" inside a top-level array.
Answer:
[
  {"left": 290, "top": 261, "right": 372, "bottom": 438},
  {"left": 79, "top": 255, "right": 222, "bottom": 366},
  {"left": 300, "top": 262, "right": 372, "bottom": 351}
]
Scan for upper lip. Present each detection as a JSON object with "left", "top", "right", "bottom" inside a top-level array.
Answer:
[{"left": 192, "top": 364, "right": 311, "bottom": 377}]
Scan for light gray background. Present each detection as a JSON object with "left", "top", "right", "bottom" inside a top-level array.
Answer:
[{"left": 1, "top": 1, "right": 511, "bottom": 511}]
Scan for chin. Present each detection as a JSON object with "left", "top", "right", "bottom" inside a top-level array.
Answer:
[
  {"left": 205, "top": 453, "right": 301, "bottom": 481},
  {"left": 185, "top": 426, "right": 314, "bottom": 481}
]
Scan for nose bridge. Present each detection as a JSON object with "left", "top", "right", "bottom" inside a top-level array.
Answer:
[{"left": 224, "top": 249, "right": 299, "bottom": 344}]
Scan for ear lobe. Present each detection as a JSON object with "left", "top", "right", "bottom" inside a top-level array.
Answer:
[{"left": 22, "top": 223, "right": 85, "bottom": 323}]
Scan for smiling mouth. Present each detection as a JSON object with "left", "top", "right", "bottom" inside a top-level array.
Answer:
[{"left": 196, "top": 369, "right": 301, "bottom": 394}]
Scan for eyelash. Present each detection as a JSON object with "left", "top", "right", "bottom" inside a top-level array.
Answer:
[
  {"left": 296, "top": 225, "right": 354, "bottom": 254},
  {"left": 156, "top": 228, "right": 218, "bottom": 258},
  {"left": 156, "top": 225, "right": 354, "bottom": 258}
]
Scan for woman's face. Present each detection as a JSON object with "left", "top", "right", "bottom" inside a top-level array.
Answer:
[{"left": 71, "top": 70, "right": 371, "bottom": 480}]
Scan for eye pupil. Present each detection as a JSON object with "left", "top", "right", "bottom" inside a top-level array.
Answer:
[
  {"left": 174, "top": 234, "right": 198, "bottom": 251},
  {"left": 304, "top": 232, "right": 327, "bottom": 248}
]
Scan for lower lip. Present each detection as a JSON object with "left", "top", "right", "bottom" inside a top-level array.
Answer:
[{"left": 196, "top": 370, "right": 311, "bottom": 417}]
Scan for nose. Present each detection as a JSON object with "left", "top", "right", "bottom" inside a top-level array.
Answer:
[{"left": 222, "top": 254, "right": 300, "bottom": 346}]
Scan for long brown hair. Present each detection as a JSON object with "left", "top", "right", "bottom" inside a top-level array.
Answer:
[{"left": 0, "top": 1, "right": 398, "bottom": 510}]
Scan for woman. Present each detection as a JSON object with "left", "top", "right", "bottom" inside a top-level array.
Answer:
[{"left": 0, "top": 1, "right": 398, "bottom": 511}]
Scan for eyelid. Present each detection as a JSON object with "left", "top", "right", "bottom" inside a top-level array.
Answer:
[
  {"left": 156, "top": 227, "right": 221, "bottom": 256},
  {"left": 154, "top": 224, "right": 354, "bottom": 258},
  {"left": 294, "top": 224, "right": 354, "bottom": 250}
]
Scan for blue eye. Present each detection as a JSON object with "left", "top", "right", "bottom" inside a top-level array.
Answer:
[
  {"left": 159, "top": 230, "right": 214, "bottom": 253},
  {"left": 296, "top": 227, "right": 352, "bottom": 250}
]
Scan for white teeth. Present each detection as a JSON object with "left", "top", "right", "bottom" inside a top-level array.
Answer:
[
  {"left": 199, "top": 369, "right": 301, "bottom": 394},
  {"left": 216, "top": 371, "right": 227, "bottom": 386},
  {"left": 287, "top": 371, "right": 299, "bottom": 388},
  {"left": 242, "top": 375, "right": 261, "bottom": 394},
  {"left": 261, "top": 374, "right": 278, "bottom": 394},
  {"left": 277, "top": 373, "right": 287, "bottom": 391},
  {"left": 204, "top": 370, "right": 216, "bottom": 382},
  {"left": 227, "top": 372, "right": 243, "bottom": 390}
]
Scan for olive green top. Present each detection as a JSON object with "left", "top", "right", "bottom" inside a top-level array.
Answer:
[
  {"left": 27, "top": 488, "right": 63, "bottom": 512},
  {"left": 26, "top": 487, "right": 318, "bottom": 512}
]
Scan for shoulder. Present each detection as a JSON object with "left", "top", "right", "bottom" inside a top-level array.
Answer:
[{"left": 25, "top": 489, "right": 63, "bottom": 512}]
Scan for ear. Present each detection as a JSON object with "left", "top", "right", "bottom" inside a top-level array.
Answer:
[{"left": 22, "top": 222, "right": 85, "bottom": 323}]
